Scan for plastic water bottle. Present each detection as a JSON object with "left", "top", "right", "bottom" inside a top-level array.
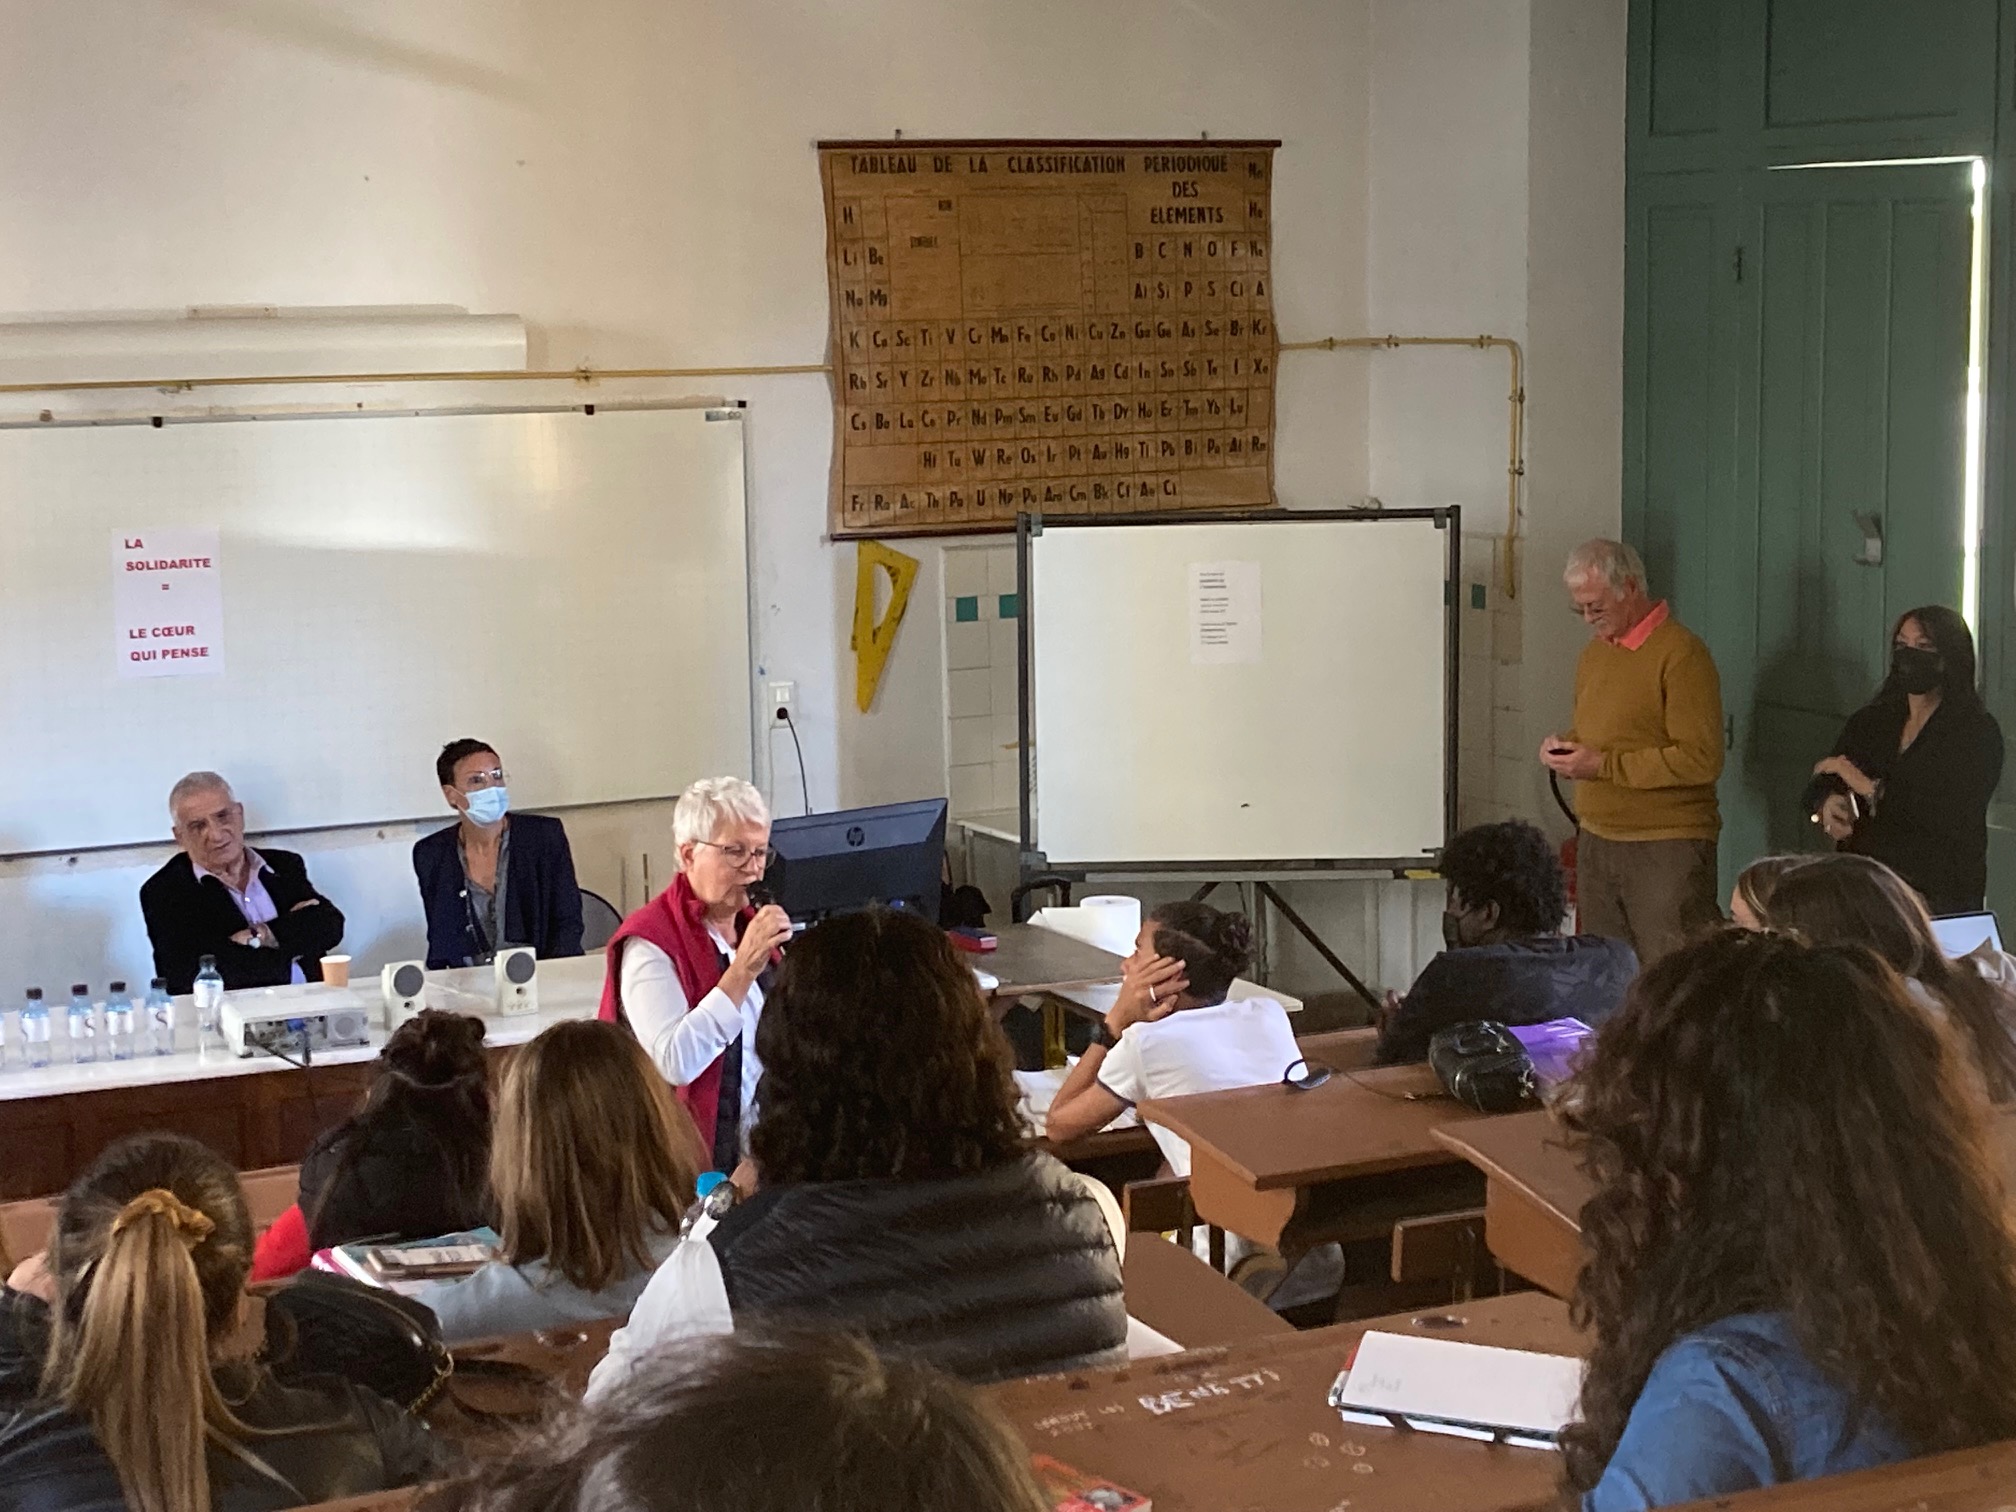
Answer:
[
  {"left": 105, "top": 981, "right": 136, "bottom": 1061},
  {"left": 20, "top": 989, "right": 50, "bottom": 1070},
  {"left": 147, "top": 978, "right": 176, "bottom": 1056},
  {"left": 67, "top": 984, "right": 96, "bottom": 1065},
  {"left": 193, "top": 956, "right": 225, "bottom": 1047}
]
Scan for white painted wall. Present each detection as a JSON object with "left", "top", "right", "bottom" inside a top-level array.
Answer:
[
  {"left": 0, "top": 0, "right": 1371, "bottom": 991},
  {"left": 0, "top": 0, "right": 1625, "bottom": 1002}
]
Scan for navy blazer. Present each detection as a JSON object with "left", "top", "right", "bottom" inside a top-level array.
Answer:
[{"left": 413, "top": 811, "right": 585, "bottom": 970}]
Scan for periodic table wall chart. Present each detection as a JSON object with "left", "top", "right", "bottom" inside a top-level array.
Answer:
[{"left": 819, "top": 140, "right": 1280, "bottom": 537}]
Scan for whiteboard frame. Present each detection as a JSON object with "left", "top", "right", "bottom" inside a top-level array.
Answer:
[
  {"left": 1015, "top": 509, "right": 1461, "bottom": 875},
  {"left": 0, "top": 399, "right": 757, "bottom": 857}
]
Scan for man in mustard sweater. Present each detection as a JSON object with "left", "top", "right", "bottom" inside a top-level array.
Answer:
[{"left": 1540, "top": 540, "right": 1723, "bottom": 964}]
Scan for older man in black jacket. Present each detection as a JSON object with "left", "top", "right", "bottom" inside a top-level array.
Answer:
[{"left": 139, "top": 771, "right": 346, "bottom": 994}]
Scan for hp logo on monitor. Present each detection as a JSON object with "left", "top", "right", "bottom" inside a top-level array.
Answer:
[{"left": 845, "top": 826, "right": 866, "bottom": 847}]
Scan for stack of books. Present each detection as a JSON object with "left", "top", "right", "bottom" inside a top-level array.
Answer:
[{"left": 311, "top": 1226, "right": 499, "bottom": 1296}]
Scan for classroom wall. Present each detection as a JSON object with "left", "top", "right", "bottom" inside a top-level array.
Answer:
[{"left": 0, "top": 0, "right": 1626, "bottom": 997}]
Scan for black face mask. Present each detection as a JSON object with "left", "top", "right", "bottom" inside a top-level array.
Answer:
[
  {"left": 1442, "top": 909, "right": 1475, "bottom": 951},
  {"left": 1891, "top": 644, "right": 1943, "bottom": 696}
]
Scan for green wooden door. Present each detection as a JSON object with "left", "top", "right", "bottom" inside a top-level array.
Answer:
[{"left": 1728, "top": 162, "right": 1975, "bottom": 867}]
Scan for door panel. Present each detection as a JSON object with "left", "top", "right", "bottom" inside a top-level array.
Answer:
[{"left": 1739, "top": 163, "right": 1973, "bottom": 857}]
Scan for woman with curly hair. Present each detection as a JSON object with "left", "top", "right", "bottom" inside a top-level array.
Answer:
[
  {"left": 586, "top": 906, "right": 1128, "bottom": 1396},
  {"left": 1762, "top": 852, "right": 2016, "bottom": 1102},
  {"left": 1377, "top": 820, "right": 1638, "bottom": 1064},
  {"left": 1563, "top": 929, "right": 2016, "bottom": 1508}
]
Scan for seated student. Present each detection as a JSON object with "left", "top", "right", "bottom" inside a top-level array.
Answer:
[
  {"left": 251, "top": 1009, "right": 493, "bottom": 1281},
  {"left": 1728, "top": 853, "right": 1805, "bottom": 930},
  {"left": 409, "top": 1018, "right": 703, "bottom": 1345},
  {"left": 1563, "top": 930, "right": 2016, "bottom": 1509},
  {"left": 587, "top": 908, "right": 1128, "bottom": 1397},
  {"left": 1377, "top": 819, "right": 1638, "bottom": 1064},
  {"left": 414, "top": 739, "right": 586, "bottom": 969},
  {"left": 1763, "top": 852, "right": 2016, "bottom": 1101},
  {"left": 140, "top": 770, "right": 346, "bottom": 994},
  {"left": 429, "top": 1328, "right": 1049, "bottom": 1512},
  {"left": 1045, "top": 901, "right": 1298, "bottom": 1169},
  {"left": 0, "top": 1133, "right": 450, "bottom": 1512}
]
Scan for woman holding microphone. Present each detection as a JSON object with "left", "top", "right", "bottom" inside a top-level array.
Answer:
[
  {"left": 600, "top": 777, "right": 793, "bottom": 1173},
  {"left": 1809, "top": 606, "right": 2003, "bottom": 916}
]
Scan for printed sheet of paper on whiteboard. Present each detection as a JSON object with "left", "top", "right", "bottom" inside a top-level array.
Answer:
[
  {"left": 113, "top": 527, "right": 225, "bottom": 679},
  {"left": 1189, "top": 560, "right": 1262, "bottom": 665}
]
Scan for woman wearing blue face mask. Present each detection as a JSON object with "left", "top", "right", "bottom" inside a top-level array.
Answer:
[
  {"left": 414, "top": 739, "right": 586, "bottom": 969},
  {"left": 1806, "top": 607, "right": 2004, "bottom": 916}
]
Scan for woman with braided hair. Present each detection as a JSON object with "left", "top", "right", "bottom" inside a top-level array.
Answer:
[{"left": 0, "top": 1132, "right": 449, "bottom": 1512}]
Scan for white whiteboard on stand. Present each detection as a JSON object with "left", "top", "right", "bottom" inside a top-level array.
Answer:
[
  {"left": 0, "top": 405, "right": 753, "bottom": 853},
  {"left": 1023, "top": 512, "right": 1455, "bottom": 867}
]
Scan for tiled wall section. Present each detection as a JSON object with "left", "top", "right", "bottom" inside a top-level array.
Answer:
[
  {"left": 1457, "top": 530, "right": 1527, "bottom": 829},
  {"left": 944, "top": 543, "right": 1023, "bottom": 818}
]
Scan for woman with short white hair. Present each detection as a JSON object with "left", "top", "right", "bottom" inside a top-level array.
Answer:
[{"left": 599, "top": 778, "right": 793, "bottom": 1172}]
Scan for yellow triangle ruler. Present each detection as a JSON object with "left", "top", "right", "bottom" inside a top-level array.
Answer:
[{"left": 852, "top": 540, "right": 920, "bottom": 713}]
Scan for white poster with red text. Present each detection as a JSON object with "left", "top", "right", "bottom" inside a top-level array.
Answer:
[{"left": 113, "top": 528, "right": 225, "bottom": 678}]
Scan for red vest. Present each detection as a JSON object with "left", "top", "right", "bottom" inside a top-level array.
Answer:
[{"left": 600, "top": 872, "right": 750, "bottom": 1155}]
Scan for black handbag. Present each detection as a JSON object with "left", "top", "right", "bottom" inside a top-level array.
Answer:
[
  {"left": 1428, "top": 1020, "right": 1539, "bottom": 1114},
  {"left": 261, "top": 1269, "right": 453, "bottom": 1412}
]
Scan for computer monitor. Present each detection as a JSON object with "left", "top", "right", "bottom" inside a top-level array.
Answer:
[
  {"left": 762, "top": 798, "right": 947, "bottom": 925},
  {"left": 1931, "top": 911, "right": 2002, "bottom": 959}
]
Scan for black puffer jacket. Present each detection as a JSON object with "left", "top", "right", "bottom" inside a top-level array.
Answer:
[
  {"left": 0, "top": 1287, "right": 453, "bottom": 1512},
  {"left": 709, "top": 1152, "right": 1127, "bottom": 1384}
]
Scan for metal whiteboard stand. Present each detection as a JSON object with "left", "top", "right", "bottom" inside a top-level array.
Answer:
[{"left": 1012, "top": 508, "right": 1462, "bottom": 1015}]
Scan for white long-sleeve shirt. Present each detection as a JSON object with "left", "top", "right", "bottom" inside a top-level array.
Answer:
[
  {"left": 616, "top": 928, "right": 764, "bottom": 1140},
  {"left": 583, "top": 1172, "right": 1157, "bottom": 1402}
]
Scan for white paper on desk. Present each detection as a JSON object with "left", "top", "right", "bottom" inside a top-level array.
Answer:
[
  {"left": 1189, "top": 560, "right": 1262, "bottom": 665},
  {"left": 1030, "top": 896, "right": 1139, "bottom": 957},
  {"left": 1331, "top": 1331, "right": 1583, "bottom": 1445}
]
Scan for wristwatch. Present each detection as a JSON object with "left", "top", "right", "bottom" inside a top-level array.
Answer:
[{"left": 1093, "top": 1021, "right": 1120, "bottom": 1050}]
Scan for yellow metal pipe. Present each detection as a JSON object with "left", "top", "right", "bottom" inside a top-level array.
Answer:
[{"left": 1279, "top": 333, "right": 1525, "bottom": 598}]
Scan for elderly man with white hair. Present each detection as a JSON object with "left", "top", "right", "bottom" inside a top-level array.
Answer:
[
  {"left": 139, "top": 771, "right": 347, "bottom": 994},
  {"left": 598, "top": 776, "right": 794, "bottom": 1173},
  {"left": 1539, "top": 540, "right": 1724, "bottom": 964}
]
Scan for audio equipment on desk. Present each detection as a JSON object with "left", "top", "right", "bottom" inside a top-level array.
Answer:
[
  {"left": 382, "top": 961, "right": 427, "bottom": 1028},
  {"left": 220, "top": 984, "right": 373, "bottom": 1058},
  {"left": 495, "top": 947, "right": 538, "bottom": 1016}
]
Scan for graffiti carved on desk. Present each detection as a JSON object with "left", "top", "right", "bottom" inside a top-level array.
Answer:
[{"left": 820, "top": 140, "right": 1280, "bottom": 536}]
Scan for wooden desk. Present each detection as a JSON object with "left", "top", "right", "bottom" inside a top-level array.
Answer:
[
  {"left": 1433, "top": 1110, "right": 1591, "bottom": 1299},
  {"left": 1433, "top": 1105, "right": 2016, "bottom": 1302},
  {"left": 1667, "top": 1439, "right": 2016, "bottom": 1511},
  {"left": 1141, "top": 1066, "right": 1492, "bottom": 1249},
  {"left": 985, "top": 924, "right": 1125, "bottom": 999},
  {"left": 989, "top": 1290, "right": 1583, "bottom": 1512},
  {"left": 1122, "top": 1234, "right": 1293, "bottom": 1348},
  {"left": 432, "top": 1229, "right": 1290, "bottom": 1443}
]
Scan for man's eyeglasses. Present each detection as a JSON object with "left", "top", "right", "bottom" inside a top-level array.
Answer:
[
  {"left": 459, "top": 768, "right": 508, "bottom": 791},
  {"left": 695, "top": 840, "right": 778, "bottom": 868}
]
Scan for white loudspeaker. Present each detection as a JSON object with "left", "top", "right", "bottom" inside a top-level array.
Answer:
[
  {"left": 381, "top": 960, "right": 428, "bottom": 1028},
  {"left": 495, "top": 947, "right": 538, "bottom": 1017}
]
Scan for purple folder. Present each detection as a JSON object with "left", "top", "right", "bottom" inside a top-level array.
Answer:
[{"left": 1507, "top": 1018, "right": 1594, "bottom": 1087}]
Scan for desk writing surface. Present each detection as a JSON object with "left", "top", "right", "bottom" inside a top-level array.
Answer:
[
  {"left": 1664, "top": 1438, "right": 2016, "bottom": 1511},
  {"left": 1433, "top": 1110, "right": 1592, "bottom": 1229},
  {"left": 986, "top": 923, "right": 1125, "bottom": 997},
  {"left": 1140, "top": 1064, "right": 1488, "bottom": 1189},
  {"left": 989, "top": 1291, "right": 1583, "bottom": 1512},
  {"left": 1122, "top": 1233, "right": 1291, "bottom": 1349}
]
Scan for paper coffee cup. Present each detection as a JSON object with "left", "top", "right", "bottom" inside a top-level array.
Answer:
[{"left": 321, "top": 954, "right": 352, "bottom": 988}]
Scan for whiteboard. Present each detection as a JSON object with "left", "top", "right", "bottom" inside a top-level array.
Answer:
[
  {"left": 1024, "top": 513, "right": 1455, "bottom": 867},
  {"left": 0, "top": 406, "right": 752, "bottom": 852}
]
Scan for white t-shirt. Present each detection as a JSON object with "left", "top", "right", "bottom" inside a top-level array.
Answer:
[
  {"left": 617, "top": 926, "right": 764, "bottom": 1143},
  {"left": 1095, "top": 996, "right": 1300, "bottom": 1177}
]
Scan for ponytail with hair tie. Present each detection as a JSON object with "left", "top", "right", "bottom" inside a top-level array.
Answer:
[{"left": 110, "top": 1188, "right": 215, "bottom": 1245}]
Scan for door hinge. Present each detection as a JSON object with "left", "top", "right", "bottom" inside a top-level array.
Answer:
[
  {"left": 1732, "top": 244, "right": 1745, "bottom": 283},
  {"left": 1726, "top": 715, "right": 1735, "bottom": 751}
]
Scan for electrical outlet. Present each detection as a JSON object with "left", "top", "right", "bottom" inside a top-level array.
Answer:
[{"left": 768, "top": 680, "right": 796, "bottom": 723}]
